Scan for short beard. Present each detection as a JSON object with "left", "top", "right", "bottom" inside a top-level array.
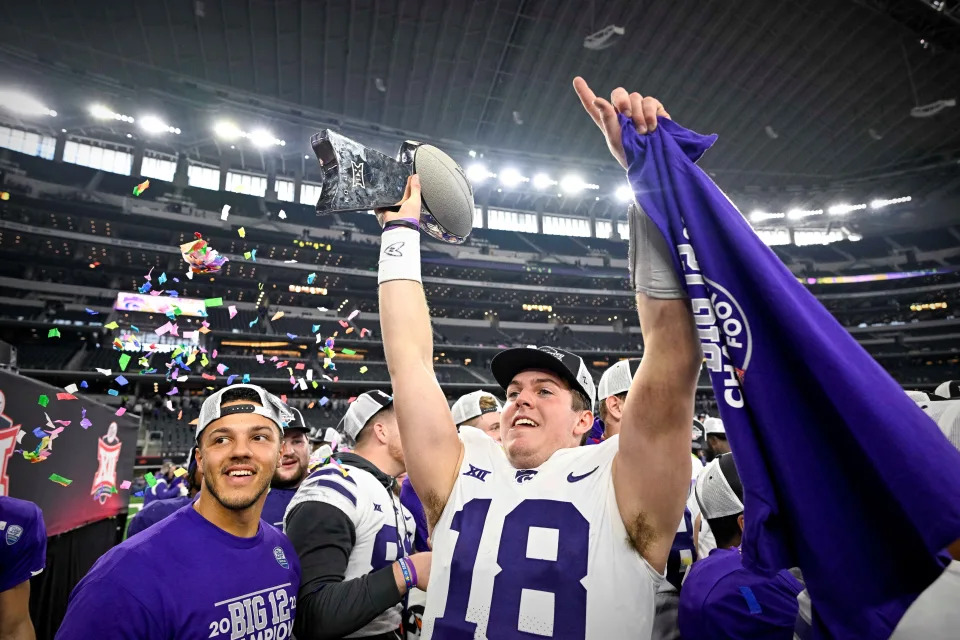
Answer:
[
  {"left": 206, "top": 471, "right": 271, "bottom": 511},
  {"left": 271, "top": 465, "right": 306, "bottom": 490}
]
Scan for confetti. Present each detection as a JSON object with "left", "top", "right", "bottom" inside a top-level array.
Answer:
[
  {"left": 158, "top": 272, "right": 167, "bottom": 285},
  {"left": 307, "top": 273, "right": 316, "bottom": 285},
  {"left": 249, "top": 318, "right": 259, "bottom": 328},
  {"left": 80, "top": 380, "right": 88, "bottom": 388},
  {"left": 312, "top": 324, "right": 321, "bottom": 333},
  {"left": 238, "top": 227, "right": 246, "bottom": 238},
  {"left": 271, "top": 311, "right": 285, "bottom": 321},
  {"left": 250, "top": 249, "right": 257, "bottom": 261},
  {"left": 49, "top": 474, "right": 72, "bottom": 486},
  {"left": 120, "top": 480, "right": 131, "bottom": 490},
  {"left": 227, "top": 374, "right": 238, "bottom": 385},
  {"left": 104, "top": 321, "right": 119, "bottom": 330},
  {"left": 166, "top": 387, "right": 179, "bottom": 396},
  {"left": 144, "top": 472, "right": 157, "bottom": 488},
  {"left": 64, "top": 383, "right": 78, "bottom": 394},
  {"left": 278, "top": 209, "right": 287, "bottom": 220},
  {"left": 341, "top": 348, "right": 356, "bottom": 355},
  {"left": 317, "top": 307, "right": 328, "bottom": 312},
  {"left": 118, "top": 353, "right": 131, "bottom": 371},
  {"left": 115, "top": 375, "right": 129, "bottom": 386},
  {"left": 132, "top": 179, "right": 150, "bottom": 196},
  {"left": 202, "top": 373, "right": 217, "bottom": 380},
  {"left": 347, "top": 309, "right": 360, "bottom": 321},
  {"left": 319, "top": 397, "right": 330, "bottom": 406},
  {"left": 116, "top": 407, "right": 126, "bottom": 416},
  {"left": 174, "top": 467, "right": 188, "bottom": 477},
  {"left": 338, "top": 320, "right": 349, "bottom": 328},
  {"left": 181, "top": 233, "right": 228, "bottom": 274},
  {"left": 204, "top": 297, "right": 223, "bottom": 308},
  {"left": 38, "top": 395, "right": 49, "bottom": 407},
  {"left": 345, "top": 327, "right": 354, "bottom": 334},
  {"left": 256, "top": 355, "right": 265, "bottom": 364},
  {"left": 108, "top": 389, "right": 119, "bottom": 396},
  {"left": 295, "top": 362, "right": 305, "bottom": 370},
  {"left": 56, "top": 393, "right": 77, "bottom": 401},
  {"left": 48, "top": 328, "right": 61, "bottom": 338},
  {"left": 286, "top": 333, "right": 298, "bottom": 340},
  {"left": 221, "top": 204, "right": 231, "bottom": 221},
  {"left": 244, "top": 251, "right": 251, "bottom": 260},
  {"left": 242, "top": 374, "right": 251, "bottom": 383},
  {"left": 359, "top": 366, "right": 369, "bottom": 374},
  {"left": 96, "top": 368, "right": 112, "bottom": 376},
  {"left": 216, "top": 363, "right": 228, "bottom": 375}
]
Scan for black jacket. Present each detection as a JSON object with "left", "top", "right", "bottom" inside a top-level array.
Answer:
[{"left": 287, "top": 453, "right": 402, "bottom": 640}]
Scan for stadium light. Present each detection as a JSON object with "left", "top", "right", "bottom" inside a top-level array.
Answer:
[
  {"left": 466, "top": 163, "right": 492, "bottom": 184},
  {"left": 249, "top": 128, "right": 284, "bottom": 148},
  {"left": 615, "top": 184, "right": 633, "bottom": 202},
  {"left": 214, "top": 120, "right": 243, "bottom": 141},
  {"left": 139, "top": 115, "right": 180, "bottom": 135},
  {"left": 827, "top": 203, "right": 867, "bottom": 216},
  {"left": 560, "top": 174, "right": 586, "bottom": 193},
  {"left": 90, "top": 104, "right": 134, "bottom": 123},
  {"left": 532, "top": 173, "right": 556, "bottom": 190},
  {"left": 0, "top": 89, "right": 57, "bottom": 117},
  {"left": 870, "top": 196, "right": 912, "bottom": 209},
  {"left": 749, "top": 210, "right": 785, "bottom": 222},
  {"left": 786, "top": 208, "right": 823, "bottom": 220},
  {"left": 499, "top": 168, "right": 527, "bottom": 188}
]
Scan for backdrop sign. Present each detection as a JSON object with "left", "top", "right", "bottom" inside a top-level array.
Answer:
[{"left": 0, "top": 370, "right": 137, "bottom": 535}]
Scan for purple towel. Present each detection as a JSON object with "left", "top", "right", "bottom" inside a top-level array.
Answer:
[{"left": 621, "top": 113, "right": 960, "bottom": 639}]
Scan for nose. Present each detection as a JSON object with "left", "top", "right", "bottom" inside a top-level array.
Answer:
[
  {"left": 514, "top": 386, "right": 536, "bottom": 409},
  {"left": 281, "top": 439, "right": 294, "bottom": 456},
  {"left": 229, "top": 433, "right": 254, "bottom": 460}
]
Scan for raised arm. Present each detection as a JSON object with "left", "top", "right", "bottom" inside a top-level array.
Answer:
[
  {"left": 574, "top": 77, "right": 700, "bottom": 572},
  {"left": 377, "top": 175, "right": 463, "bottom": 524}
]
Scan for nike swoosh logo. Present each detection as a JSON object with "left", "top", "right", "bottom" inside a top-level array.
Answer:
[
  {"left": 30, "top": 569, "right": 44, "bottom": 577},
  {"left": 567, "top": 466, "right": 599, "bottom": 483}
]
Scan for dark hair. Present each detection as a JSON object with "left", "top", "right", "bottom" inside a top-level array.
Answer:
[
  {"left": 355, "top": 406, "right": 395, "bottom": 444},
  {"left": 707, "top": 513, "right": 743, "bottom": 549},
  {"left": 221, "top": 387, "right": 263, "bottom": 405},
  {"left": 571, "top": 389, "right": 592, "bottom": 413},
  {"left": 598, "top": 392, "right": 627, "bottom": 423}
]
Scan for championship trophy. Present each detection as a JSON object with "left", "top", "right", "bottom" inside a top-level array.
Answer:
[{"left": 310, "top": 130, "right": 475, "bottom": 244}]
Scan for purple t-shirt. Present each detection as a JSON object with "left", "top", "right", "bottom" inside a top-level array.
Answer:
[
  {"left": 399, "top": 476, "right": 430, "bottom": 552},
  {"left": 679, "top": 547, "right": 803, "bottom": 640},
  {"left": 145, "top": 476, "right": 185, "bottom": 504},
  {"left": 56, "top": 503, "right": 301, "bottom": 639},
  {"left": 126, "top": 496, "right": 192, "bottom": 538},
  {"left": 0, "top": 496, "right": 47, "bottom": 592},
  {"left": 261, "top": 487, "right": 298, "bottom": 530}
]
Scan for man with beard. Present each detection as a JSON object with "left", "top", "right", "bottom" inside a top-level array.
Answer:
[
  {"left": 284, "top": 390, "right": 430, "bottom": 640},
  {"left": 126, "top": 445, "right": 203, "bottom": 537},
  {"left": 262, "top": 407, "right": 311, "bottom": 528},
  {"left": 56, "top": 384, "right": 301, "bottom": 639},
  {"left": 703, "top": 418, "right": 730, "bottom": 461}
]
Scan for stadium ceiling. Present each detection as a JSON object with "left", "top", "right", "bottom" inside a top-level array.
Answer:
[{"left": 1, "top": 0, "right": 959, "bottom": 197}]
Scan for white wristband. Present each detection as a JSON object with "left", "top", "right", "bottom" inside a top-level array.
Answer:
[{"left": 378, "top": 227, "right": 422, "bottom": 284}]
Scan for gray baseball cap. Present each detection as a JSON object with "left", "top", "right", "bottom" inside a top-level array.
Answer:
[
  {"left": 451, "top": 390, "right": 503, "bottom": 426},
  {"left": 597, "top": 359, "right": 642, "bottom": 401},
  {"left": 339, "top": 390, "right": 394, "bottom": 440},
  {"left": 196, "top": 383, "right": 292, "bottom": 440}
]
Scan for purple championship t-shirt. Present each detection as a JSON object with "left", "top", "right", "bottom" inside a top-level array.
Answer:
[
  {"left": 0, "top": 496, "right": 47, "bottom": 592},
  {"left": 679, "top": 547, "right": 803, "bottom": 640},
  {"left": 399, "top": 476, "right": 430, "bottom": 552},
  {"left": 126, "top": 496, "right": 193, "bottom": 538},
  {"left": 260, "top": 487, "right": 298, "bottom": 530},
  {"left": 56, "top": 503, "right": 301, "bottom": 640}
]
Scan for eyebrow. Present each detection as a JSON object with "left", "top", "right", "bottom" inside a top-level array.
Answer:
[
  {"left": 508, "top": 377, "right": 562, "bottom": 389},
  {"left": 207, "top": 423, "right": 276, "bottom": 438}
]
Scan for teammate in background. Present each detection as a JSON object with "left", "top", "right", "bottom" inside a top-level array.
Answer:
[
  {"left": 703, "top": 418, "right": 730, "bottom": 461},
  {"left": 595, "top": 358, "right": 641, "bottom": 440},
  {"left": 377, "top": 79, "right": 701, "bottom": 637},
  {"left": 126, "top": 446, "right": 202, "bottom": 537},
  {"left": 285, "top": 390, "right": 429, "bottom": 640},
  {"left": 400, "top": 390, "right": 504, "bottom": 553},
  {"left": 56, "top": 384, "right": 301, "bottom": 640},
  {"left": 680, "top": 454, "right": 803, "bottom": 639},
  {"left": 144, "top": 458, "right": 187, "bottom": 504},
  {"left": 262, "top": 407, "right": 311, "bottom": 528},
  {"left": 0, "top": 496, "right": 46, "bottom": 640}
]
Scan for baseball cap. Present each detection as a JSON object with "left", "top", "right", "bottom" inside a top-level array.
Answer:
[
  {"left": 934, "top": 380, "right": 960, "bottom": 400},
  {"left": 491, "top": 346, "right": 596, "bottom": 408},
  {"left": 339, "top": 390, "right": 394, "bottom": 440},
  {"left": 922, "top": 399, "right": 960, "bottom": 452},
  {"left": 695, "top": 452, "right": 744, "bottom": 521},
  {"left": 703, "top": 417, "right": 725, "bottom": 437},
  {"left": 905, "top": 390, "right": 930, "bottom": 403},
  {"left": 691, "top": 418, "right": 705, "bottom": 450},
  {"left": 195, "top": 383, "right": 292, "bottom": 440},
  {"left": 451, "top": 390, "right": 503, "bottom": 426},
  {"left": 597, "top": 359, "right": 642, "bottom": 401},
  {"left": 285, "top": 407, "right": 311, "bottom": 433}
]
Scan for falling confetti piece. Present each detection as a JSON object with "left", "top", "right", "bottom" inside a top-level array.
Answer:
[
  {"left": 144, "top": 472, "right": 157, "bottom": 487},
  {"left": 307, "top": 273, "right": 316, "bottom": 285},
  {"left": 38, "top": 395, "right": 49, "bottom": 407},
  {"left": 49, "top": 474, "right": 73, "bottom": 486},
  {"left": 278, "top": 209, "right": 287, "bottom": 219},
  {"left": 108, "top": 389, "right": 119, "bottom": 396},
  {"left": 227, "top": 374, "right": 238, "bottom": 385},
  {"left": 271, "top": 311, "right": 285, "bottom": 321},
  {"left": 228, "top": 305, "right": 238, "bottom": 319},
  {"left": 360, "top": 328, "right": 370, "bottom": 338},
  {"left": 47, "top": 328, "right": 61, "bottom": 338},
  {"left": 347, "top": 309, "right": 360, "bottom": 321},
  {"left": 341, "top": 348, "right": 356, "bottom": 355},
  {"left": 359, "top": 366, "right": 368, "bottom": 374},
  {"left": 319, "top": 397, "right": 330, "bottom": 406},
  {"left": 345, "top": 327, "right": 354, "bottom": 334},
  {"left": 96, "top": 368, "right": 112, "bottom": 376},
  {"left": 221, "top": 204, "right": 231, "bottom": 221},
  {"left": 166, "top": 387, "right": 179, "bottom": 396},
  {"left": 238, "top": 227, "right": 246, "bottom": 238},
  {"left": 104, "top": 321, "right": 119, "bottom": 330},
  {"left": 338, "top": 320, "right": 349, "bottom": 328},
  {"left": 174, "top": 467, "right": 188, "bottom": 477},
  {"left": 216, "top": 363, "right": 228, "bottom": 375},
  {"left": 80, "top": 380, "right": 88, "bottom": 388},
  {"left": 115, "top": 375, "right": 129, "bottom": 386},
  {"left": 120, "top": 480, "right": 131, "bottom": 490},
  {"left": 242, "top": 374, "right": 250, "bottom": 383},
  {"left": 64, "top": 383, "right": 78, "bottom": 394},
  {"left": 116, "top": 407, "right": 127, "bottom": 416},
  {"left": 56, "top": 393, "right": 77, "bottom": 401},
  {"left": 249, "top": 317, "right": 259, "bottom": 328},
  {"left": 250, "top": 248, "right": 257, "bottom": 261},
  {"left": 204, "top": 297, "right": 223, "bottom": 308},
  {"left": 286, "top": 333, "right": 298, "bottom": 340},
  {"left": 132, "top": 179, "right": 150, "bottom": 196},
  {"left": 244, "top": 251, "right": 251, "bottom": 259},
  {"left": 118, "top": 353, "right": 131, "bottom": 371},
  {"left": 85, "top": 308, "right": 99, "bottom": 315}
]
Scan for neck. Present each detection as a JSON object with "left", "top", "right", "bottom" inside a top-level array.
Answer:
[
  {"left": 352, "top": 445, "right": 403, "bottom": 477},
  {"left": 193, "top": 490, "right": 264, "bottom": 538},
  {"left": 603, "top": 419, "right": 620, "bottom": 439}
]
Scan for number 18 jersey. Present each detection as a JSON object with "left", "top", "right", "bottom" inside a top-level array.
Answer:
[{"left": 421, "top": 427, "right": 663, "bottom": 639}]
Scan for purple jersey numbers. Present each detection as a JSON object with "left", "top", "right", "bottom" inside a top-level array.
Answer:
[{"left": 434, "top": 499, "right": 589, "bottom": 639}]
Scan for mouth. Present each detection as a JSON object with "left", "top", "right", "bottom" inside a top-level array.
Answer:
[
  {"left": 511, "top": 416, "right": 539, "bottom": 429},
  {"left": 223, "top": 465, "right": 257, "bottom": 485},
  {"left": 281, "top": 459, "right": 299, "bottom": 468}
]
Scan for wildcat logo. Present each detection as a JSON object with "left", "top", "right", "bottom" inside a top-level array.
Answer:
[
  {"left": 515, "top": 469, "right": 538, "bottom": 484},
  {"left": 676, "top": 231, "right": 751, "bottom": 409},
  {"left": 6, "top": 524, "right": 22, "bottom": 545},
  {"left": 351, "top": 161, "right": 365, "bottom": 189}
]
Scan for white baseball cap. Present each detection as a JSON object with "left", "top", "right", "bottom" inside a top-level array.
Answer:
[
  {"left": 451, "top": 390, "right": 503, "bottom": 426},
  {"left": 694, "top": 453, "right": 744, "bottom": 520},
  {"left": 597, "top": 359, "right": 642, "bottom": 401},
  {"left": 934, "top": 380, "right": 960, "bottom": 400},
  {"left": 196, "top": 383, "right": 292, "bottom": 440},
  {"left": 703, "top": 417, "right": 726, "bottom": 437},
  {"left": 338, "top": 390, "right": 394, "bottom": 440}
]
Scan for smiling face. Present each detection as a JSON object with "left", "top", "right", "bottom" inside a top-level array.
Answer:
[
  {"left": 272, "top": 429, "right": 310, "bottom": 489},
  {"left": 501, "top": 369, "right": 593, "bottom": 469},
  {"left": 196, "top": 401, "right": 282, "bottom": 512}
]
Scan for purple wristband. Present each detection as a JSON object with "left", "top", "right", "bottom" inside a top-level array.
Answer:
[{"left": 404, "top": 556, "right": 418, "bottom": 587}]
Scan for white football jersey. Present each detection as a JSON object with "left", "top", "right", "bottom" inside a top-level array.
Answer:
[
  {"left": 285, "top": 461, "right": 416, "bottom": 637},
  {"left": 421, "top": 427, "right": 663, "bottom": 639}
]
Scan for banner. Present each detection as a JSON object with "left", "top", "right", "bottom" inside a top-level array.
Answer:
[{"left": 0, "top": 370, "right": 137, "bottom": 535}]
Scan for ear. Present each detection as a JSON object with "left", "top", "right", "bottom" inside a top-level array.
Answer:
[
  {"left": 373, "top": 421, "right": 390, "bottom": 445},
  {"left": 737, "top": 513, "right": 745, "bottom": 533},
  {"left": 573, "top": 409, "right": 594, "bottom": 436},
  {"left": 608, "top": 395, "right": 625, "bottom": 421}
]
